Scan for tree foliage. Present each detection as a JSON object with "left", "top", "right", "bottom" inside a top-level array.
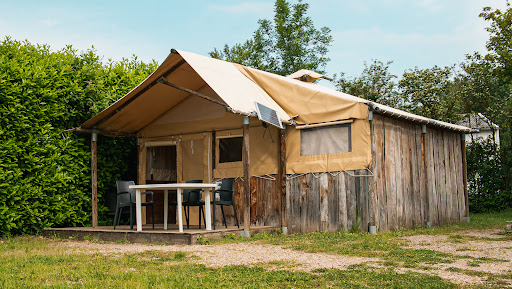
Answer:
[
  {"left": 458, "top": 4, "right": 512, "bottom": 212},
  {"left": 480, "top": 3, "right": 512, "bottom": 82},
  {"left": 398, "top": 65, "right": 462, "bottom": 123},
  {"left": 335, "top": 60, "right": 399, "bottom": 107},
  {"left": 0, "top": 37, "right": 157, "bottom": 235},
  {"left": 210, "top": 0, "right": 332, "bottom": 76}
]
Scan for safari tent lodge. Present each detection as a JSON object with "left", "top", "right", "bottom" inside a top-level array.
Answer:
[{"left": 70, "top": 49, "right": 474, "bottom": 234}]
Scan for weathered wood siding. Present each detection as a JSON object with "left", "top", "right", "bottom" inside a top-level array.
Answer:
[
  {"left": 372, "top": 114, "right": 466, "bottom": 230},
  {"left": 286, "top": 171, "right": 370, "bottom": 233},
  {"left": 214, "top": 177, "right": 281, "bottom": 228}
]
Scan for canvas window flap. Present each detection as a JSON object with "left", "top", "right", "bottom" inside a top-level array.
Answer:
[
  {"left": 145, "top": 146, "right": 177, "bottom": 182},
  {"left": 287, "top": 119, "right": 372, "bottom": 174},
  {"left": 177, "top": 134, "right": 213, "bottom": 226},
  {"left": 300, "top": 124, "right": 351, "bottom": 156},
  {"left": 180, "top": 138, "right": 204, "bottom": 182}
]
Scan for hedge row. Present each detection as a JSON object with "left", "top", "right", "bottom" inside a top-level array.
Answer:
[
  {"left": 466, "top": 139, "right": 512, "bottom": 212},
  {"left": 0, "top": 37, "right": 157, "bottom": 235}
]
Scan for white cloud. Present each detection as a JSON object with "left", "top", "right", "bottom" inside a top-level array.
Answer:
[
  {"left": 417, "top": 0, "right": 444, "bottom": 13},
  {"left": 41, "top": 19, "right": 59, "bottom": 27},
  {"left": 209, "top": 2, "right": 273, "bottom": 15},
  {"left": 328, "top": 19, "right": 494, "bottom": 77},
  {"left": 332, "top": 17, "right": 490, "bottom": 58}
]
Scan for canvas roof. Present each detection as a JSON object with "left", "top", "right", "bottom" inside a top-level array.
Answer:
[
  {"left": 81, "top": 49, "right": 289, "bottom": 133},
  {"left": 80, "top": 49, "right": 474, "bottom": 134},
  {"left": 235, "top": 64, "right": 475, "bottom": 132}
]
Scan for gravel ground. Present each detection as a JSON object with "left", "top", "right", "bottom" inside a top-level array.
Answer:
[
  {"left": 401, "top": 229, "right": 512, "bottom": 286},
  {"left": 403, "top": 229, "right": 512, "bottom": 274},
  {"left": 62, "top": 242, "right": 376, "bottom": 272},
  {"left": 59, "top": 229, "right": 512, "bottom": 286}
]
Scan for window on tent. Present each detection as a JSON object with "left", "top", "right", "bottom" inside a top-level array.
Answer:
[
  {"left": 218, "top": 137, "right": 243, "bottom": 163},
  {"left": 300, "top": 123, "right": 351, "bottom": 156}
]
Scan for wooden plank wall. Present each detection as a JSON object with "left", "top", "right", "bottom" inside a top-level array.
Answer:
[
  {"left": 372, "top": 114, "right": 466, "bottom": 231},
  {"left": 213, "top": 177, "right": 281, "bottom": 228},
  {"left": 286, "top": 171, "right": 370, "bottom": 234}
]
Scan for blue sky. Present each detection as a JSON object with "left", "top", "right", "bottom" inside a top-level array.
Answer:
[{"left": 0, "top": 0, "right": 508, "bottom": 82}]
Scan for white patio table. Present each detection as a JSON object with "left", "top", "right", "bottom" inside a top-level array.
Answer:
[{"left": 129, "top": 183, "right": 217, "bottom": 232}]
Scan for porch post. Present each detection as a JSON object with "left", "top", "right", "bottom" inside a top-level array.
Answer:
[
  {"left": 278, "top": 128, "right": 288, "bottom": 234},
  {"left": 368, "top": 110, "right": 377, "bottom": 234},
  {"left": 91, "top": 131, "right": 98, "bottom": 228},
  {"left": 421, "top": 124, "right": 429, "bottom": 227},
  {"left": 242, "top": 116, "right": 251, "bottom": 238},
  {"left": 461, "top": 133, "right": 470, "bottom": 222},
  {"left": 137, "top": 138, "right": 147, "bottom": 225}
]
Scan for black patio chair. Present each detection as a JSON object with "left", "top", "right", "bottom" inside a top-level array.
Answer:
[
  {"left": 113, "top": 180, "right": 154, "bottom": 230},
  {"left": 181, "top": 180, "right": 206, "bottom": 229},
  {"left": 212, "top": 178, "right": 239, "bottom": 229}
]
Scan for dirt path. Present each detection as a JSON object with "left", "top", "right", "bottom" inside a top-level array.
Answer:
[
  {"left": 62, "top": 241, "right": 376, "bottom": 272},
  {"left": 59, "top": 229, "right": 512, "bottom": 286}
]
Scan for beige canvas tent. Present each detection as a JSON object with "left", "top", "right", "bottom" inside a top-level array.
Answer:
[{"left": 73, "top": 49, "right": 474, "bottom": 233}]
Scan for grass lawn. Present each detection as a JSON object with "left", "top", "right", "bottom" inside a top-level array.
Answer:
[{"left": 1, "top": 210, "right": 511, "bottom": 288}]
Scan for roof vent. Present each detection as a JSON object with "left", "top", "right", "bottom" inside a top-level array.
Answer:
[{"left": 287, "top": 69, "right": 333, "bottom": 82}]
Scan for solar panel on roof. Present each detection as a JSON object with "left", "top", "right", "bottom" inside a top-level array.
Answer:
[{"left": 255, "top": 102, "right": 284, "bottom": 129}]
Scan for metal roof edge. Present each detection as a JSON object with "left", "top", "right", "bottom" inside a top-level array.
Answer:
[{"left": 367, "top": 102, "right": 477, "bottom": 133}]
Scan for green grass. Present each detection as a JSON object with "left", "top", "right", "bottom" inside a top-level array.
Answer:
[
  {"left": 215, "top": 230, "right": 459, "bottom": 268},
  {"left": 0, "top": 236, "right": 455, "bottom": 288},
  {"left": 446, "top": 267, "right": 512, "bottom": 288},
  {"left": 316, "top": 264, "right": 455, "bottom": 288},
  {"left": 213, "top": 210, "right": 512, "bottom": 270},
  {"left": 1, "top": 211, "right": 511, "bottom": 288}
]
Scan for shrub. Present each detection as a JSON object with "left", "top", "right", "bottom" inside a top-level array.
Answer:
[
  {"left": 0, "top": 37, "right": 157, "bottom": 235},
  {"left": 466, "top": 138, "right": 512, "bottom": 212}
]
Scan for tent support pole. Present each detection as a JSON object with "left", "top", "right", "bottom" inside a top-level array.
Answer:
[
  {"left": 368, "top": 111, "right": 377, "bottom": 234},
  {"left": 278, "top": 128, "right": 287, "bottom": 234},
  {"left": 91, "top": 59, "right": 187, "bottom": 128},
  {"left": 461, "top": 133, "right": 470, "bottom": 222},
  {"left": 421, "top": 125, "right": 429, "bottom": 226},
  {"left": 64, "top": 127, "right": 136, "bottom": 138},
  {"left": 242, "top": 116, "right": 251, "bottom": 238},
  {"left": 91, "top": 131, "right": 98, "bottom": 228},
  {"left": 137, "top": 138, "right": 147, "bottom": 225},
  {"left": 157, "top": 78, "right": 228, "bottom": 108}
]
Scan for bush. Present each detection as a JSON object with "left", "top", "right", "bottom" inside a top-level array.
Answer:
[
  {"left": 466, "top": 138, "right": 512, "bottom": 212},
  {"left": 0, "top": 37, "right": 157, "bottom": 235}
]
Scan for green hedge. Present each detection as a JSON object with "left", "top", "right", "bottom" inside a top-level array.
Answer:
[
  {"left": 466, "top": 139, "right": 512, "bottom": 212},
  {"left": 0, "top": 37, "right": 157, "bottom": 235}
]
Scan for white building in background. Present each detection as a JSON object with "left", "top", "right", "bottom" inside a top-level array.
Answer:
[{"left": 456, "top": 113, "right": 500, "bottom": 146}]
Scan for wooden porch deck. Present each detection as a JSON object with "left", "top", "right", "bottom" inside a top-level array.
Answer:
[{"left": 43, "top": 224, "right": 280, "bottom": 245}]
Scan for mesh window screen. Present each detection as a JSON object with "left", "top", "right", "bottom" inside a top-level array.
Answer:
[
  {"left": 219, "top": 137, "right": 243, "bottom": 163},
  {"left": 300, "top": 124, "right": 351, "bottom": 156},
  {"left": 146, "top": 146, "right": 177, "bottom": 181}
]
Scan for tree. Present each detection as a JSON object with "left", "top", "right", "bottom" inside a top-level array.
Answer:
[
  {"left": 475, "top": 4, "right": 512, "bottom": 147},
  {"left": 398, "top": 65, "right": 462, "bottom": 122},
  {"left": 468, "top": 4, "right": 512, "bottom": 199},
  {"left": 456, "top": 53, "right": 510, "bottom": 127},
  {"left": 210, "top": 0, "right": 333, "bottom": 76},
  {"left": 480, "top": 3, "right": 512, "bottom": 83},
  {"left": 334, "top": 60, "right": 399, "bottom": 107}
]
